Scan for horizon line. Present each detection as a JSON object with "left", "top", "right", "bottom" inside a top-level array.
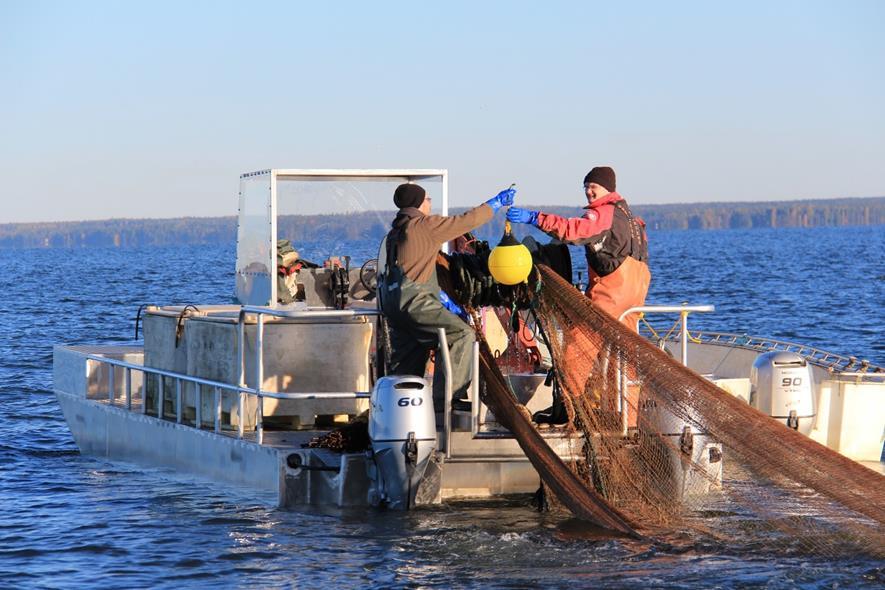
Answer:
[{"left": 1, "top": 194, "right": 883, "bottom": 227}]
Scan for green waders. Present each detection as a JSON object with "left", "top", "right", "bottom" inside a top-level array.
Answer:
[{"left": 379, "top": 262, "right": 474, "bottom": 412}]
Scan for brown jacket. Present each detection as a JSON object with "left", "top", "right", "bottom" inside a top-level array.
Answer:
[{"left": 388, "top": 205, "right": 494, "bottom": 284}]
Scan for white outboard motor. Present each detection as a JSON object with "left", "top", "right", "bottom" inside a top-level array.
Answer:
[
  {"left": 368, "top": 376, "right": 437, "bottom": 509},
  {"left": 750, "top": 351, "right": 816, "bottom": 435}
]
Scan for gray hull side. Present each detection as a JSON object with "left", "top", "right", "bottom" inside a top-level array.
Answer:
[{"left": 54, "top": 391, "right": 283, "bottom": 504}]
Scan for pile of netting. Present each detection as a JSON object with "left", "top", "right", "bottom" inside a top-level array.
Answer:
[
  {"left": 475, "top": 264, "right": 885, "bottom": 557},
  {"left": 302, "top": 413, "right": 369, "bottom": 453}
]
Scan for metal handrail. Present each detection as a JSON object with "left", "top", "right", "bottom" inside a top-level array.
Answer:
[
  {"left": 643, "top": 329, "right": 885, "bottom": 374},
  {"left": 237, "top": 305, "right": 380, "bottom": 442},
  {"left": 240, "top": 306, "right": 381, "bottom": 319},
  {"left": 471, "top": 341, "right": 481, "bottom": 438},
  {"left": 84, "top": 354, "right": 370, "bottom": 444},
  {"left": 617, "top": 303, "right": 716, "bottom": 435},
  {"left": 438, "top": 328, "right": 454, "bottom": 459},
  {"left": 90, "top": 306, "right": 384, "bottom": 444},
  {"left": 619, "top": 304, "right": 715, "bottom": 366},
  {"left": 88, "top": 354, "right": 369, "bottom": 400}
]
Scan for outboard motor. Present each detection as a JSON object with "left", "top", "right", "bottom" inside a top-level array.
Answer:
[
  {"left": 750, "top": 351, "right": 816, "bottom": 435},
  {"left": 368, "top": 376, "right": 437, "bottom": 509}
]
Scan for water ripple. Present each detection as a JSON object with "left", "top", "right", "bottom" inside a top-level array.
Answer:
[{"left": 0, "top": 233, "right": 882, "bottom": 588}]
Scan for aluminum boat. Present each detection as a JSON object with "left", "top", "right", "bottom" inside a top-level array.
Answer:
[{"left": 53, "top": 169, "right": 885, "bottom": 510}]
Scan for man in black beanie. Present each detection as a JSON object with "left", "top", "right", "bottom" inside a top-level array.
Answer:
[
  {"left": 507, "top": 166, "right": 650, "bottom": 423},
  {"left": 393, "top": 183, "right": 427, "bottom": 209},
  {"left": 379, "top": 182, "right": 516, "bottom": 413}
]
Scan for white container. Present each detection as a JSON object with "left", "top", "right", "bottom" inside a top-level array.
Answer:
[
  {"left": 368, "top": 376, "right": 437, "bottom": 509},
  {"left": 637, "top": 393, "right": 723, "bottom": 498}
]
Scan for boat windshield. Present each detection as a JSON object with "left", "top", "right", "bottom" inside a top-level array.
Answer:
[{"left": 236, "top": 170, "right": 445, "bottom": 306}]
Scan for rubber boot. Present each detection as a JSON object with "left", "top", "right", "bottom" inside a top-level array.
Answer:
[{"left": 532, "top": 371, "right": 568, "bottom": 424}]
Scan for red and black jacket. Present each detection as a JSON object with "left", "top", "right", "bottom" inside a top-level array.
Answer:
[{"left": 536, "top": 192, "right": 648, "bottom": 277}]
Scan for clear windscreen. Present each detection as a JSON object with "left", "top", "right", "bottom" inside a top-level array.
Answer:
[
  {"left": 275, "top": 176, "right": 444, "bottom": 267},
  {"left": 235, "top": 173, "right": 274, "bottom": 305}
]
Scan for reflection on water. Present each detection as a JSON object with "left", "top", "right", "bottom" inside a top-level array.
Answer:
[{"left": 0, "top": 226, "right": 882, "bottom": 588}]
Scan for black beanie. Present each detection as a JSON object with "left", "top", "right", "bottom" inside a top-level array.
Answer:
[
  {"left": 583, "top": 167, "right": 616, "bottom": 192},
  {"left": 393, "top": 183, "right": 426, "bottom": 209}
]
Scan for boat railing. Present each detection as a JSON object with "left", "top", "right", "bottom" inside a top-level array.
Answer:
[
  {"left": 83, "top": 351, "right": 371, "bottom": 446},
  {"left": 644, "top": 329, "right": 885, "bottom": 375},
  {"left": 236, "top": 305, "right": 380, "bottom": 443},
  {"left": 441, "top": 304, "right": 717, "bottom": 449},
  {"left": 438, "top": 329, "right": 550, "bottom": 462},
  {"left": 86, "top": 304, "right": 523, "bottom": 457},
  {"left": 621, "top": 304, "right": 716, "bottom": 365},
  {"left": 617, "top": 304, "right": 716, "bottom": 435}
]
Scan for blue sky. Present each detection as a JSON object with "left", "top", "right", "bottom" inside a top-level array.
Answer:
[{"left": 1, "top": 0, "right": 883, "bottom": 222}]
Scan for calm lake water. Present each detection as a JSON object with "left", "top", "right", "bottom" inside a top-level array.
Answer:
[{"left": 0, "top": 225, "right": 882, "bottom": 588}]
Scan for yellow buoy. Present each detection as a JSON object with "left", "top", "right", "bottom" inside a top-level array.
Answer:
[{"left": 488, "top": 221, "right": 533, "bottom": 285}]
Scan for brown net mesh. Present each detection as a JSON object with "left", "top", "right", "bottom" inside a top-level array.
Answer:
[{"left": 476, "top": 264, "right": 885, "bottom": 558}]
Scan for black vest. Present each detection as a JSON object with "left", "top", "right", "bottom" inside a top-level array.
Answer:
[{"left": 583, "top": 200, "right": 648, "bottom": 276}]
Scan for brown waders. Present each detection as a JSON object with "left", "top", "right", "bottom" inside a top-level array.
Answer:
[
  {"left": 559, "top": 256, "right": 651, "bottom": 424},
  {"left": 585, "top": 256, "right": 651, "bottom": 333},
  {"left": 538, "top": 256, "right": 651, "bottom": 425}
]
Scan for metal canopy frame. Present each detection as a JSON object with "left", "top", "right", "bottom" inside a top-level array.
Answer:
[
  {"left": 242, "top": 168, "right": 448, "bottom": 182},
  {"left": 236, "top": 168, "right": 449, "bottom": 307}
]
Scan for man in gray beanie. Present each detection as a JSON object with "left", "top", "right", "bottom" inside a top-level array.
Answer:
[{"left": 379, "top": 182, "right": 515, "bottom": 414}]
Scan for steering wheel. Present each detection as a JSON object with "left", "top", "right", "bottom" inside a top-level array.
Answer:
[{"left": 359, "top": 259, "right": 379, "bottom": 295}]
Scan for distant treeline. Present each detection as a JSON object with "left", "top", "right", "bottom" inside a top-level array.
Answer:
[
  {"left": 634, "top": 197, "right": 883, "bottom": 231},
  {"left": 1, "top": 197, "right": 882, "bottom": 249}
]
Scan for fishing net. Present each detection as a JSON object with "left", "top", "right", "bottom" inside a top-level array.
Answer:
[
  {"left": 474, "top": 264, "right": 885, "bottom": 558},
  {"left": 302, "top": 412, "right": 370, "bottom": 453}
]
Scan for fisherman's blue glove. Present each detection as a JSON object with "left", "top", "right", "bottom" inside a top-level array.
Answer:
[
  {"left": 485, "top": 187, "right": 517, "bottom": 212},
  {"left": 439, "top": 290, "right": 469, "bottom": 321},
  {"left": 506, "top": 207, "right": 539, "bottom": 226}
]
